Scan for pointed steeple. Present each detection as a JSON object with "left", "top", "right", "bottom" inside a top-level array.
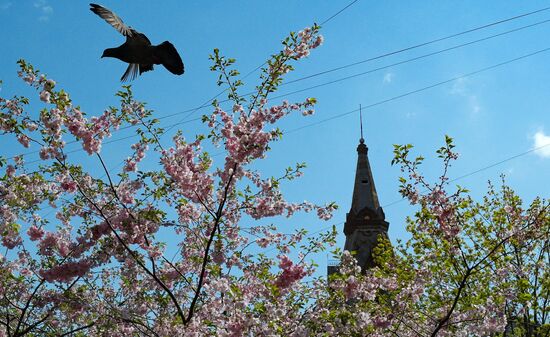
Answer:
[
  {"left": 345, "top": 107, "right": 385, "bottom": 233},
  {"left": 342, "top": 108, "right": 389, "bottom": 270},
  {"left": 349, "top": 137, "right": 381, "bottom": 216}
]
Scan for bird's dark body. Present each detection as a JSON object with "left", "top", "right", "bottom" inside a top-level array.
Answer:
[
  {"left": 103, "top": 43, "right": 155, "bottom": 65},
  {"left": 90, "top": 3, "right": 184, "bottom": 81}
]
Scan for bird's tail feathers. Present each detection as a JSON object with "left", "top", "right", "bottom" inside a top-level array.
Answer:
[{"left": 155, "top": 41, "right": 184, "bottom": 75}]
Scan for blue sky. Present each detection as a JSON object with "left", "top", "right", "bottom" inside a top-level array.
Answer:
[{"left": 1, "top": 1, "right": 549, "bottom": 275}]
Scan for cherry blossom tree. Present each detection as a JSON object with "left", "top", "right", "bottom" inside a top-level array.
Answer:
[
  {"left": 0, "top": 25, "right": 339, "bottom": 336},
  {"left": 302, "top": 137, "right": 548, "bottom": 337},
  {"left": 1, "top": 24, "right": 548, "bottom": 337}
]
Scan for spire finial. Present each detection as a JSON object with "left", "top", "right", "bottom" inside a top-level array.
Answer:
[{"left": 359, "top": 104, "right": 364, "bottom": 144}]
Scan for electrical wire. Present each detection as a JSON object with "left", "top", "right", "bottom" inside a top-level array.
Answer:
[
  {"left": 184, "top": 17, "right": 550, "bottom": 113},
  {"left": 270, "top": 20, "right": 550, "bottom": 102},
  {"left": 320, "top": 0, "right": 360, "bottom": 25},
  {"left": 150, "top": 5, "right": 550, "bottom": 123},
  {"left": 284, "top": 6, "right": 550, "bottom": 86},
  {"left": 284, "top": 46, "right": 550, "bottom": 134}
]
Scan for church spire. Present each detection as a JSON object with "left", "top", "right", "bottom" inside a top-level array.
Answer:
[
  {"left": 347, "top": 107, "right": 382, "bottom": 224},
  {"left": 342, "top": 109, "right": 389, "bottom": 271}
]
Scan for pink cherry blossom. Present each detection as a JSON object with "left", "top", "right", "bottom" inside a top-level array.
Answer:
[
  {"left": 39, "top": 90, "right": 51, "bottom": 103},
  {"left": 17, "top": 134, "right": 30, "bottom": 148},
  {"left": 27, "top": 225, "right": 45, "bottom": 241}
]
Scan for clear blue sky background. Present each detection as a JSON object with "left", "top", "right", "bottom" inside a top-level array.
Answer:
[{"left": 1, "top": 1, "right": 549, "bottom": 276}]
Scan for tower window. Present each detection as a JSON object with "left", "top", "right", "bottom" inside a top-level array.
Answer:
[{"left": 361, "top": 179, "right": 368, "bottom": 184}]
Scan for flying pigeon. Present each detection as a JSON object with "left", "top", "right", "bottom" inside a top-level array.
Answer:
[{"left": 90, "top": 3, "right": 185, "bottom": 81}]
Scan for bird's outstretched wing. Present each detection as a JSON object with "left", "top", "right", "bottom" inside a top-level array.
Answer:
[{"left": 90, "top": 3, "right": 135, "bottom": 37}]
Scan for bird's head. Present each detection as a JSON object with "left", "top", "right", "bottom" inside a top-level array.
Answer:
[{"left": 101, "top": 48, "right": 117, "bottom": 58}]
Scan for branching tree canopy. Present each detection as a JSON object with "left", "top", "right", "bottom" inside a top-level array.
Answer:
[{"left": 0, "top": 27, "right": 547, "bottom": 336}]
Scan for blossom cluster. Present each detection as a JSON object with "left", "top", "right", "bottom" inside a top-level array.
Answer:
[
  {"left": 161, "top": 136, "right": 213, "bottom": 203},
  {"left": 275, "top": 255, "right": 307, "bottom": 290},
  {"left": 123, "top": 141, "right": 148, "bottom": 172},
  {"left": 284, "top": 26, "right": 324, "bottom": 59}
]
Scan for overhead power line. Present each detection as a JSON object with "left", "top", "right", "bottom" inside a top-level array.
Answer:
[
  {"left": 255, "top": 18, "right": 550, "bottom": 104},
  {"left": 285, "top": 46, "right": 550, "bottom": 134},
  {"left": 284, "top": 6, "right": 550, "bottom": 86},
  {"left": 240, "top": 0, "right": 360, "bottom": 78},
  {"left": 150, "top": 5, "right": 550, "bottom": 123},
  {"left": 320, "top": 0, "right": 360, "bottom": 25},
  {"left": 178, "top": 44, "right": 550, "bottom": 240}
]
